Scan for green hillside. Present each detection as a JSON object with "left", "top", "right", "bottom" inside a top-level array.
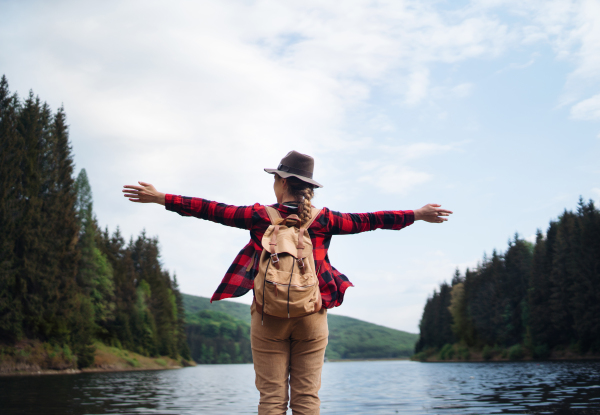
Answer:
[
  {"left": 182, "top": 294, "right": 417, "bottom": 360},
  {"left": 326, "top": 314, "right": 418, "bottom": 359},
  {"left": 183, "top": 294, "right": 252, "bottom": 324}
]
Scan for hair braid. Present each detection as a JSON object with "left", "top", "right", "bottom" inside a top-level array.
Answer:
[{"left": 286, "top": 177, "right": 315, "bottom": 225}]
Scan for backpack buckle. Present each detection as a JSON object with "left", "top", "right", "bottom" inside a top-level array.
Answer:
[
  {"left": 296, "top": 257, "right": 305, "bottom": 269},
  {"left": 270, "top": 253, "right": 279, "bottom": 264}
]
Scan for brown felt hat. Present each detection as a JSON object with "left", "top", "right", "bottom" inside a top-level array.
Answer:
[{"left": 264, "top": 150, "right": 323, "bottom": 188}]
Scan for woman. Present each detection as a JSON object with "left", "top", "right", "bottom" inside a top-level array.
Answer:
[{"left": 123, "top": 150, "right": 452, "bottom": 415}]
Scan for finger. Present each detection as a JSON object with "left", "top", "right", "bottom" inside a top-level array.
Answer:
[
  {"left": 438, "top": 212, "right": 449, "bottom": 216},
  {"left": 128, "top": 198, "right": 141, "bottom": 202},
  {"left": 430, "top": 204, "right": 441, "bottom": 207},
  {"left": 436, "top": 209, "right": 453, "bottom": 214},
  {"left": 138, "top": 181, "right": 152, "bottom": 186},
  {"left": 123, "top": 193, "right": 140, "bottom": 198},
  {"left": 123, "top": 185, "right": 145, "bottom": 191}
]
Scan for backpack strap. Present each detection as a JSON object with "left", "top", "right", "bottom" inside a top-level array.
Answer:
[
  {"left": 304, "top": 207, "right": 321, "bottom": 229},
  {"left": 296, "top": 208, "right": 322, "bottom": 272},
  {"left": 265, "top": 206, "right": 282, "bottom": 269},
  {"left": 265, "top": 206, "right": 282, "bottom": 224}
]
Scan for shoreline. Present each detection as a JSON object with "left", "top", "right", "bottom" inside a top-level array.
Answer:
[
  {"left": 327, "top": 357, "right": 411, "bottom": 362},
  {"left": 0, "top": 341, "right": 196, "bottom": 377},
  {"left": 412, "top": 349, "right": 600, "bottom": 363},
  {"left": 1, "top": 365, "right": 188, "bottom": 377},
  {"left": 415, "top": 356, "right": 600, "bottom": 363}
]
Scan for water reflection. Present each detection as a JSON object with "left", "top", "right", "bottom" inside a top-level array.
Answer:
[{"left": 1, "top": 360, "right": 599, "bottom": 414}]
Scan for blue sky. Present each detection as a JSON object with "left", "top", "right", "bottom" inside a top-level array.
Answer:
[{"left": 1, "top": 0, "right": 599, "bottom": 332}]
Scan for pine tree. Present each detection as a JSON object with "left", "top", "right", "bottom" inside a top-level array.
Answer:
[
  {"left": 98, "top": 227, "right": 137, "bottom": 349},
  {"left": 528, "top": 228, "right": 553, "bottom": 356},
  {"left": 14, "top": 92, "right": 50, "bottom": 340},
  {"left": 448, "top": 269, "right": 475, "bottom": 346},
  {"left": 0, "top": 76, "right": 24, "bottom": 341},
  {"left": 74, "top": 169, "right": 115, "bottom": 334},
  {"left": 548, "top": 211, "right": 577, "bottom": 348},
  {"left": 415, "top": 281, "right": 455, "bottom": 351},
  {"left": 45, "top": 106, "right": 81, "bottom": 344},
  {"left": 501, "top": 235, "right": 533, "bottom": 346},
  {"left": 172, "top": 274, "right": 191, "bottom": 360},
  {"left": 569, "top": 199, "right": 600, "bottom": 352},
  {"left": 466, "top": 251, "right": 504, "bottom": 346}
]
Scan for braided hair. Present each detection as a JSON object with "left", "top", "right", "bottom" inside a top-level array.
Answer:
[{"left": 285, "top": 176, "right": 315, "bottom": 225}]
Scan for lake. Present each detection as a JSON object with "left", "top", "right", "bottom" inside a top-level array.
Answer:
[{"left": 2, "top": 360, "right": 600, "bottom": 414}]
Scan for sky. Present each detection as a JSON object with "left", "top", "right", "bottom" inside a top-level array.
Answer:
[{"left": 1, "top": 0, "right": 599, "bottom": 333}]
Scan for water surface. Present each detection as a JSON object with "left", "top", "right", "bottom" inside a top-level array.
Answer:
[{"left": 2, "top": 360, "right": 600, "bottom": 414}]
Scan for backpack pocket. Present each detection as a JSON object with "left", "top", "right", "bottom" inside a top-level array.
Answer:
[{"left": 262, "top": 257, "right": 320, "bottom": 317}]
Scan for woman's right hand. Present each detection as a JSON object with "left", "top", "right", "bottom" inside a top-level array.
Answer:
[
  {"left": 123, "top": 181, "right": 166, "bottom": 205},
  {"left": 414, "top": 204, "right": 453, "bottom": 223}
]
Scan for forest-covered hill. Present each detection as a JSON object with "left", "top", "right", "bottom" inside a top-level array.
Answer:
[
  {"left": 415, "top": 198, "right": 600, "bottom": 362},
  {"left": 182, "top": 293, "right": 418, "bottom": 362},
  {"left": 0, "top": 76, "right": 191, "bottom": 373}
]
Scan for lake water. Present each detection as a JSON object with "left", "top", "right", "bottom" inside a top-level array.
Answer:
[{"left": 2, "top": 360, "right": 600, "bottom": 414}]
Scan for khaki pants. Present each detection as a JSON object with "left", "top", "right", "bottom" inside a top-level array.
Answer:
[{"left": 250, "top": 301, "right": 328, "bottom": 415}]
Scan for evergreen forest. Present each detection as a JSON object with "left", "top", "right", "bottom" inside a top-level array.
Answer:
[
  {"left": 415, "top": 198, "right": 600, "bottom": 361},
  {"left": 0, "top": 76, "right": 190, "bottom": 369}
]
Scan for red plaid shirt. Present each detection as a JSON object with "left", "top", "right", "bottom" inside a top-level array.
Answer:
[{"left": 165, "top": 194, "right": 414, "bottom": 309}]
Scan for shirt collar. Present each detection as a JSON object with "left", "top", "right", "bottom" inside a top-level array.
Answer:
[{"left": 272, "top": 203, "right": 298, "bottom": 214}]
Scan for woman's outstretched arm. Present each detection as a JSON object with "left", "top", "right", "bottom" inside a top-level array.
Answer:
[
  {"left": 321, "top": 203, "right": 452, "bottom": 235},
  {"left": 122, "top": 181, "right": 257, "bottom": 230}
]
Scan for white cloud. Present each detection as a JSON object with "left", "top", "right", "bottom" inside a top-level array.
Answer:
[
  {"left": 571, "top": 93, "right": 600, "bottom": 119},
  {"left": 359, "top": 165, "right": 432, "bottom": 195},
  {"left": 405, "top": 68, "right": 430, "bottom": 106},
  {"left": 466, "top": 0, "right": 600, "bottom": 121},
  {"left": 356, "top": 142, "right": 460, "bottom": 195},
  {"left": 450, "top": 83, "right": 474, "bottom": 98}
]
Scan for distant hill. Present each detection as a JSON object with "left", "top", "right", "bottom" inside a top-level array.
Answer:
[{"left": 182, "top": 293, "right": 417, "bottom": 360}]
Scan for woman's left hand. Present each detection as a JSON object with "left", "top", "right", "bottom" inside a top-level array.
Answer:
[{"left": 414, "top": 204, "right": 453, "bottom": 223}]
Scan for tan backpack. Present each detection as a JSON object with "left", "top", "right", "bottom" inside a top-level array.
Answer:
[{"left": 254, "top": 206, "right": 322, "bottom": 321}]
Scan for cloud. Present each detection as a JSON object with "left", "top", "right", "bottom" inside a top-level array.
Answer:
[
  {"left": 450, "top": 83, "right": 474, "bottom": 98},
  {"left": 359, "top": 165, "right": 432, "bottom": 195},
  {"left": 356, "top": 142, "right": 461, "bottom": 195},
  {"left": 466, "top": 0, "right": 600, "bottom": 121},
  {"left": 571, "top": 93, "right": 600, "bottom": 120},
  {"left": 405, "top": 68, "right": 430, "bottom": 106},
  {"left": 495, "top": 55, "right": 538, "bottom": 74}
]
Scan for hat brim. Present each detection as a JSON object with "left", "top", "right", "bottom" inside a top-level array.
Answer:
[{"left": 264, "top": 168, "right": 323, "bottom": 188}]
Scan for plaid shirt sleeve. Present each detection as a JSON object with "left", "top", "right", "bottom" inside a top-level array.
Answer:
[
  {"left": 319, "top": 207, "right": 415, "bottom": 235},
  {"left": 164, "top": 194, "right": 259, "bottom": 230}
]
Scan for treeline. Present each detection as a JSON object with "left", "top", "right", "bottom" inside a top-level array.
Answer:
[
  {"left": 416, "top": 198, "right": 600, "bottom": 360},
  {"left": 0, "top": 75, "right": 189, "bottom": 368}
]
